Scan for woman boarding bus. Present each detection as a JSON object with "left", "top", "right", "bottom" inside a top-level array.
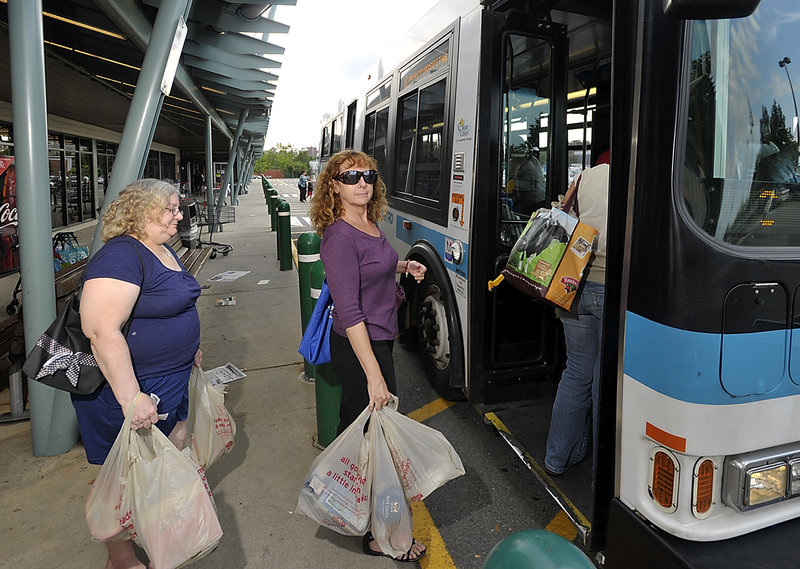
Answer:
[{"left": 318, "top": 0, "right": 800, "bottom": 566}]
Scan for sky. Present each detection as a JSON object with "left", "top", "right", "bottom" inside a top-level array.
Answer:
[{"left": 263, "top": 0, "right": 437, "bottom": 151}]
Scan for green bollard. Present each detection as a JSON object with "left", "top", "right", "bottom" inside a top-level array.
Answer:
[
  {"left": 297, "top": 232, "right": 320, "bottom": 383},
  {"left": 310, "top": 260, "right": 341, "bottom": 447},
  {"left": 269, "top": 189, "right": 279, "bottom": 231},
  {"left": 483, "top": 530, "right": 595, "bottom": 569},
  {"left": 277, "top": 198, "right": 292, "bottom": 271}
]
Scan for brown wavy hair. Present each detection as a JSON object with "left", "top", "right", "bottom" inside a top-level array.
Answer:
[
  {"left": 101, "top": 178, "right": 179, "bottom": 241},
  {"left": 309, "top": 150, "right": 387, "bottom": 235}
]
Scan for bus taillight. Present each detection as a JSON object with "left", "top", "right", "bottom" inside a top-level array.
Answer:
[
  {"left": 649, "top": 448, "right": 679, "bottom": 513},
  {"left": 693, "top": 458, "right": 716, "bottom": 518}
]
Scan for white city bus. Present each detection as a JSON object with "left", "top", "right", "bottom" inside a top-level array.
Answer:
[{"left": 319, "top": 0, "right": 800, "bottom": 566}]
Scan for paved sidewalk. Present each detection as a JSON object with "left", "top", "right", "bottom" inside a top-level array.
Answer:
[{"left": 0, "top": 180, "right": 409, "bottom": 568}]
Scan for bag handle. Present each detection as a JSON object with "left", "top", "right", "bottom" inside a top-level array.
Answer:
[{"left": 559, "top": 172, "right": 582, "bottom": 216}]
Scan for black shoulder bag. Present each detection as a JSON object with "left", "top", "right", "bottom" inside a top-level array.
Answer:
[{"left": 22, "top": 244, "right": 145, "bottom": 394}]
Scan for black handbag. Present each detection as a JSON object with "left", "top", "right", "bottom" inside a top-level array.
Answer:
[{"left": 22, "top": 243, "right": 144, "bottom": 394}]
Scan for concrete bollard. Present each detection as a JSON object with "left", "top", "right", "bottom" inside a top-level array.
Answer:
[
  {"left": 310, "top": 259, "right": 341, "bottom": 448},
  {"left": 297, "top": 232, "right": 320, "bottom": 384},
  {"left": 277, "top": 198, "right": 292, "bottom": 271},
  {"left": 269, "top": 189, "right": 279, "bottom": 231}
]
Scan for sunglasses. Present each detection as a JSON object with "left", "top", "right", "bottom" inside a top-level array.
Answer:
[{"left": 334, "top": 169, "right": 379, "bottom": 185}]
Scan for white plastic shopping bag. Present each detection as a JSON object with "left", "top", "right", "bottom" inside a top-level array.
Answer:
[
  {"left": 368, "top": 409, "right": 414, "bottom": 559},
  {"left": 123, "top": 425, "right": 223, "bottom": 569},
  {"left": 379, "top": 397, "right": 465, "bottom": 502},
  {"left": 187, "top": 366, "right": 236, "bottom": 469},
  {"left": 85, "top": 400, "right": 134, "bottom": 542},
  {"left": 86, "top": 394, "right": 223, "bottom": 569},
  {"left": 296, "top": 406, "right": 372, "bottom": 535}
]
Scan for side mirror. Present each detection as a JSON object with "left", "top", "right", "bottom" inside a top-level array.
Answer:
[{"left": 663, "top": 0, "right": 760, "bottom": 19}]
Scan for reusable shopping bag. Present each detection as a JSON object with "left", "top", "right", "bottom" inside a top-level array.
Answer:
[
  {"left": 86, "top": 394, "right": 223, "bottom": 569},
  {"left": 187, "top": 366, "right": 236, "bottom": 470},
  {"left": 377, "top": 396, "right": 465, "bottom": 502},
  {"left": 53, "top": 231, "right": 89, "bottom": 270},
  {"left": 367, "top": 409, "right": 414, "bottom": 559},
  {"left": 296, "top": 406, "right": 372, "bottom": 535},
  {"left": 298, "top": 279, "right": 333, "bottom": 365},
  {"left": 488, "top": 176, "right": 598, "bottom": 310}
]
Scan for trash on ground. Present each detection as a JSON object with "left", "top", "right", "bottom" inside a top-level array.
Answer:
[
  {"left": 206, "top": 363, "right": 247, "bottom": 385},
  {"left": 216, "top": 296, "right": 236, "bottom": 306},
  {"left": 208, "top": 270, "right": 250, "bottom": 282}
]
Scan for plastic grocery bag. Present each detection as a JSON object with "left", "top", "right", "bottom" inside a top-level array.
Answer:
[
  {"left": 296, "top": 406, "right": 372, "bottom": 535},
  {"left": 187, "top": 366, "right": 236, "bottom": 470},
  {"left": 368, "top": 410, "right": 414, "bottom": 559},
  {"left": 123, "top": 425, "right": 223, "bottom": 569},
  {"left": 378, "top": 397, "right": 465, "bottom": 502},
  {"left": 86, "top": 394, "right": 223, "bottom": 569},
  {"left": 86, "top": 400, "right": 135, "bottom": 542}
]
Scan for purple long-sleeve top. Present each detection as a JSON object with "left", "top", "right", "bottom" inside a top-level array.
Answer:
[{"left": 320, "top": 219, "right": 399, "bottom": 341}]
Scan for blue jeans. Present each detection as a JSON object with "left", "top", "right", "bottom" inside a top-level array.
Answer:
[{"left": 544, "top": 281, "right": 605, "bottom": 475}]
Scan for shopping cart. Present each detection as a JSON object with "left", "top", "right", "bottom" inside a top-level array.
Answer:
[{"left": 196, "top": 203, "right": 235, "bottom": 258}]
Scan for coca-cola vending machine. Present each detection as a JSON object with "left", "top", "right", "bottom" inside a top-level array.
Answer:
[{"left": 0, "top": 157, "right": 19, "bottom": 274}]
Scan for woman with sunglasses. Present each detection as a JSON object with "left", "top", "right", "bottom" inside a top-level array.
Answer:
[{"left": 309, "top": 150, "right": 427, "bottom": 562}]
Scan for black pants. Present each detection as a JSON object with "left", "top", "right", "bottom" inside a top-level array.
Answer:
[
  {"left": 299, "top": 184, "right": 307, "bottom": 201},
  {"left": 330, "top": 331, "right": 396, "bottom": 436}
]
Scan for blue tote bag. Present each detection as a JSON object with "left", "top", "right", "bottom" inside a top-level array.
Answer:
[{"left": 299, "top": 280, "right": 334, "bottom": 365}]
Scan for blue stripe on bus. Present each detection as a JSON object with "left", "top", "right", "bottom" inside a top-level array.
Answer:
[
  {"left": 395, "top": 216, "right": 469, "bottom": 277},
  {"left": 625, "top": 312, "right": 800, "bottom": 405}
]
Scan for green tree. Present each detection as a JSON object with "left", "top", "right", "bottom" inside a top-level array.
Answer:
[{"left": 255, "top": 143, "right": 310, "bottom": 177}]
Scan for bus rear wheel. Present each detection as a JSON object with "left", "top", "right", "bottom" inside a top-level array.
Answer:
[{"left": 416, "top": 277, "right": 465, "bottom": 401}]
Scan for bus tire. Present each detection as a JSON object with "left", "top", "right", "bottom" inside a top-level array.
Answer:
[{"left": 406, "top": 248, "right": 466, "bottom": 402}]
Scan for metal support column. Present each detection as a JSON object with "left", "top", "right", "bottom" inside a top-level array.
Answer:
[
  {"left": 205, "top": 115, "right": 214, "bottom": 209},
  {"left": 9, "top": 0, "right": 78, "bottom": 453},
  {"left": 90, "top": 0, "right": 191, "bottom": 255},
  {"left": 214, "top": 108, "right": 248, "bottom": 226}
]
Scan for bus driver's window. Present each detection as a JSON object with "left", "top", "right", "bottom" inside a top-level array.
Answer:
[{"left": 500, "top": 35, "right": 552, "bottom": 246}]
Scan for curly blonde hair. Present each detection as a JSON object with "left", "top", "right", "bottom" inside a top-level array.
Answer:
[
  {"left": 101, "top": 178, "right": 179, "bottom": 241},
  {"left": 309, "top": 150, "right": 387, "bottom": 235}
]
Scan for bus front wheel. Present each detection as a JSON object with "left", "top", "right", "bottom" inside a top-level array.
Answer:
[{"left": 414, "top": 267, "right": 465, "bottom": 401}]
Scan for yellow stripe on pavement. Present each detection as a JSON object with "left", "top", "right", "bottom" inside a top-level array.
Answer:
[
  {"left": 407, "top": 397, "right": 459, "bottom": 568},
  {"left": 406, "top": 397, "right": 457, "bottom": 423},
  {"left": 546, "top": 510, "right": 578, "bottom": 542},
  {"left": 412, "top": 501, "right": 457, "bottom": 569}
]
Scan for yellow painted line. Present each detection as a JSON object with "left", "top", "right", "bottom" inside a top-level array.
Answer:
[
  {"left": 546, "top": 510, "right": 578, "bottom": 542},
  {"left": 484, "top": 412, "right": 592, "bottom": 532},
  {"left": 412, "top": 499, "right": 457, "bottom": 568},
  {"left": 407, "top": 398, "right": 458, "bottom": 567},
  {"left": 406, "top": 397, "right": 457, "bottom": 423}
]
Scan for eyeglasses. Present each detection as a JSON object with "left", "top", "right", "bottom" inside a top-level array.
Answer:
[
  {"left": 334, "top": 169, "right": 379, "bottom": 185},
  {"left": 165, "top": 206, "right": 182, "bottom": 217}
]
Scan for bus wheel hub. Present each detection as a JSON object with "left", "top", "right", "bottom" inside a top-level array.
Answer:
[{"left": 419, "top": 287, "right": 450, "bottom": 370}]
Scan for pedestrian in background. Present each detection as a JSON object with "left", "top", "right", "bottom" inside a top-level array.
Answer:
[
  {"left": 75, "top": 178, "right": 204, "bottom": 569},
  {"left": 298, "top": 170, "right": 309, "bottom": 202},
  {"left": 309, "top": 150, "right": 428, "bottom": 562}
]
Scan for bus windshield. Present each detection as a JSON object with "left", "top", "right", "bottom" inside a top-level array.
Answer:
[{"left": 684, "top": 0, "right": 800, "bottom": 247}]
